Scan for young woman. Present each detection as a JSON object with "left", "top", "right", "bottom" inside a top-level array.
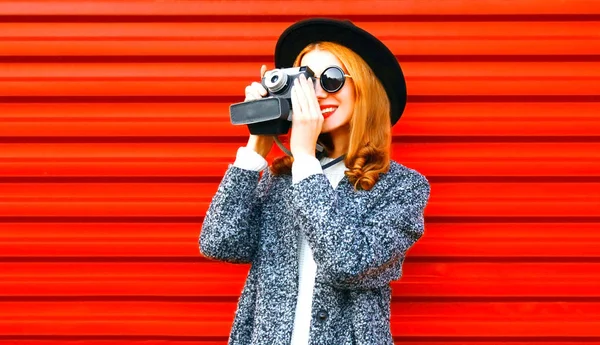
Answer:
[{"left": 199, "top": 18, "right": 431, "bottom": 345}]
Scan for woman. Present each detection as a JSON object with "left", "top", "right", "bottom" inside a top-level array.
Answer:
[{"left": 199, "top": 18, "right": 431, "bottom": 345}]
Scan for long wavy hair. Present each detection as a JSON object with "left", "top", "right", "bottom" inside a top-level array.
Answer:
[{"left": 270, "top": 42, "right": 392, "bottom": 191}]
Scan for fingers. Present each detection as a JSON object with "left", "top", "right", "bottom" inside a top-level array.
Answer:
[
  {"left": 291, "top": 83, "right": 300, "bottom": 119},
  {"left": 293, "top": 78, "right": 309, "bottom": 118},
  {"left": 299, "top": 74, "right": 320, "bottom": 119},
  {"left": 260, "top": 64, "right": 267, "bottom": 78},
  {"left": 243, "top": 64, "right": 269, "bottom": 102},
  {"left": 244, "top": 79, "right": 268, "bottom": 102},
  {"left": 293, "top": 75, "right": 321, "bottom": 121},
  {"left": 291, "top": 82, "right": 310, "bottom": 124},
  {"left": 244, "top": 84, "right": 261, "bottom": 101},
  {"left": 253, "top": 82, "right": 267, "bottom": 97},
  {"left": 290, "top": 76, "right": 322, "bottom": 157}
]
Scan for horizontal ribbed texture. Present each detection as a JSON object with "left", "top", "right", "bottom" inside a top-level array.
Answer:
[{"left": 1, "top": 0, "right": 599, "bottom": 344}]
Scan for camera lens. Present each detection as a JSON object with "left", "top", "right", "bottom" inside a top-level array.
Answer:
[{"left": 264, "top": 69, "right": 288, "bottom": 93}]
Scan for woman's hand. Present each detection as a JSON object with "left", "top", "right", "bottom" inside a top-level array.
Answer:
[
  {"left": 290, "top": 74, "right": 323, "bottom": 157},
  {"left": 244, "top": 64, "right": 268, "bottom": 102},
  {"left": 244, "top": 64, "right": 274, "bottom": 158}
]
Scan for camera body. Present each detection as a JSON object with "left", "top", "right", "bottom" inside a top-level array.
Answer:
[
  {"left": 229, "top": 66, "right": 315, "bottom": 135},
  {"left": 261, "top": 66, "right": 314, "bottom": 101}
]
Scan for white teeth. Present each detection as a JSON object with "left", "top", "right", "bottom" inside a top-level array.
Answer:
[{"left": 321, "top": 107, "right": 337, "bottom": 114}]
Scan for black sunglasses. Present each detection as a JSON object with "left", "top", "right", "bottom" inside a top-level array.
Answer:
[{"left": 312, "top": 65, "right": 352, "bottom": 93}]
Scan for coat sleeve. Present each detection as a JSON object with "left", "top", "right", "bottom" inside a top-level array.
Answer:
[
  {"left": 199, "top": 165, "right": 271, "bottom": 264},
  {"left": 291, "top": 168, "right": 430, "bottom": 290}
]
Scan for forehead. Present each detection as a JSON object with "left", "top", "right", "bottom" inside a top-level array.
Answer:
[{"left": 300, "top": 49, "right": 345, "bottom": 75}]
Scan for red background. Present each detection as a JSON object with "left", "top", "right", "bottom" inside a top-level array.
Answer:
[{"left": 1, "top": 0, "right": 600, "bottom": 344}]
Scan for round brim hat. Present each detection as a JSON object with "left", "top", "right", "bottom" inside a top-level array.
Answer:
[{"left": 274, "top": 18, "right": 407, "bottom": 126}]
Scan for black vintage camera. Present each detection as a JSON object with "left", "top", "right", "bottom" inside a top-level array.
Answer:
[{"left": 229, "top": 66, "right": 315, "bottom": 135}]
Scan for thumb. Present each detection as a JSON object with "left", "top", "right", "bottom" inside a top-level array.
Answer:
[{"left": 260, "top": 65, "right": 267, "bottom": 78}]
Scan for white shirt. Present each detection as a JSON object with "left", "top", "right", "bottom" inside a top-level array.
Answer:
[{"left": 232, "top": 147, "right": 347, "bottom": 345}]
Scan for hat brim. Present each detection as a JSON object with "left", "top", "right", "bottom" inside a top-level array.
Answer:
[{"left": 274, "top": 18, "right": 406, "bottom": 126}]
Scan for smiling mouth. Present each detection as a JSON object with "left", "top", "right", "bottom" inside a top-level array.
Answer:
[{"left": 321, "top": 107, "right": 337, "bottom": 119}]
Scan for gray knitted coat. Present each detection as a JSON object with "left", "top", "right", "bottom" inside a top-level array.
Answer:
[{"left": 199, "top": 160, "right": 430, "bottom": 345}]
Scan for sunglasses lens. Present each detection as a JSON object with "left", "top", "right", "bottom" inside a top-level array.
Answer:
[{"left": 321, "top": 67, "right": 345, "bottom": 92}]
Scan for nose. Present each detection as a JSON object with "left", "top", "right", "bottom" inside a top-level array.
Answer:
[{"left": 313, "top": 78, "right": 328, "bottom": 99}]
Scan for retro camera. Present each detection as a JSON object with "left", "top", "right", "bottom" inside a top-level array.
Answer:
[{"left": 229, "top": 66, "right": 315, "bottom": 135}]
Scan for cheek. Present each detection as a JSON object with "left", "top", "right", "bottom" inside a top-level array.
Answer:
[
  {"left": 340, "top": 92, "right": 355, "bottom": 115},
  {"left": 341, "top": 87, "right": 355, "bottom": 106},
  {"left": 335, "top": 102, "right": 353, "bottom": 125}
]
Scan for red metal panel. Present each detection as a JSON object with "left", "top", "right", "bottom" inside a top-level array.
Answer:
[
  {"left": 2, "top": 261, "right": 600, "bottom": 297},
  {"left": 1, "top": 300, "right": 600, "bottom": 337},
  {"left": 0, "top": 0, "right": 598, "bottom": 15},
  {"left": 0, "top": 1, "right": 599, "bottom": 344},
  {"left": 1, "top": 182, "right": 599, "bottom": 216},
  {"left": 2, "top": 62, "right": 600, "bottom": 96},
  {"left": 2, "top": 142, "right": 600, "bottom": 177},
  {"left": 1, "top": 222, "right": 599, "bottom": 258},
  {"left": 0, "top": 343, "right": 598, "bottom": 345},
  {"left": 3, "top": 102, "right": 600, "bottom": 137},
  {"left": 2, "top": 22, "right": 600, "bottom": 57}
]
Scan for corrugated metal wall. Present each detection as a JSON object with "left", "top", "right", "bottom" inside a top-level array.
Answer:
[{"left": 1, "top": 1, "right": 599, "bottom": 344}]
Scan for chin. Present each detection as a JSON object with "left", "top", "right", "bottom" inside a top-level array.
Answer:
[
  {"left": 321, "top": 120, "right": 350, "bottom": 134},
  {"left": 320, "top": 125, "right": 333, "bottom": 133},
  {"left": 321, "top": 110, "right": 352, "bottom": 134},
  {"left": 320, "top": 122, "right": 338, "bottom": 133}
]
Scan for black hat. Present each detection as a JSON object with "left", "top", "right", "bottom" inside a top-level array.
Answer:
[{"left": 274, "top": 18, "right": 407, "bottom": 126}]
